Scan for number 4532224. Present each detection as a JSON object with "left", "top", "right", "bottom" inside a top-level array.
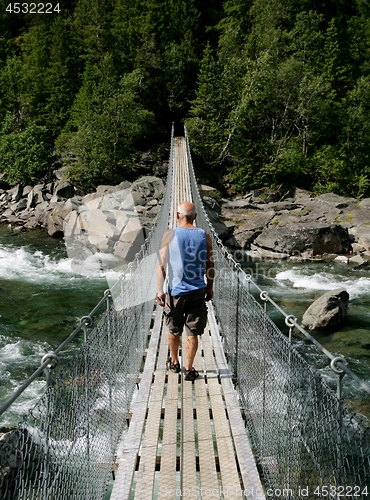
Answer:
[{"left": 6, "top": 3, "right": 60, "bottom": 14}]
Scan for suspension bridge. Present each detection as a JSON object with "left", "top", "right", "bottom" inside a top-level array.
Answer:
[{"left": 0, "top": 128, "right": 369, "bottom": 500}]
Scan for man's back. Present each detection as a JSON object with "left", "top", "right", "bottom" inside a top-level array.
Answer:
[{"left": 168, "top": 227, "right": 207, "bottom": 296}]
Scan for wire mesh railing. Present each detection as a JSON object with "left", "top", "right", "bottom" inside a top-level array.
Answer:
[
  {"left": 0, "top": 129, "right": 175, "bottom": 500},
  {"left": 1, "top": 125, "right": 370, "bottom": 500},
  {"left": 185, "top": 128, "right": 370, "bottom": 499}
]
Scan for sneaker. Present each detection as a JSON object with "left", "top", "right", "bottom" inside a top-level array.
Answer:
[
  {"left": 184, "top": 367, "right": 199, "bottom": 381},
  {"left": 167, "top": 357, "right": 180, "bottom": 373}
]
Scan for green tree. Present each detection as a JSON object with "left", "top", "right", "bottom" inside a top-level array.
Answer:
[
  {"left": 58, "top": 59, "right": 154, "bottom": 187},
  {"left": 0, "top": 114, "right": 51, "bottom": 184},
  {"left": 186, "top": 44, "right": 226, "bottom": 165},
  {"left": 0, "top": 56, "right": 23, "bottom": 124},
  {"left": 20, "top": 17, "right": 80, "bottom": 136}
]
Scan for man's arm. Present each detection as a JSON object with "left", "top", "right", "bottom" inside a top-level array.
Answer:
[
  {"left": 156, "top": 229, "right": 173, "bottom": 307},
  {"left": 205, "top": 232, "right": 214, "bottom": 302}
]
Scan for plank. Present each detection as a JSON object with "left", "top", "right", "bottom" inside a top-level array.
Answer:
[
  {"left": 110, "top": 307, "right": 163, "bottom": 500},
  {"left": 194, "top": 335, "right": 220, "bottom": 499},
  {"left": 157, "top": 368, "right": 179, "bottom": 498},
  {"left": 180, "top": 335, "right": 198, "bottom": 498},
  {"left": 201, "top": 325, "right": 244, "bottom": 500},
  {"left": 133, "top": 318, "right": 169, "bottom": 500},
  {"left": 181, "top": 373, "right": 198, "bottom": 498}
]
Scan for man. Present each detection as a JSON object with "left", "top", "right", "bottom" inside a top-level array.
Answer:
[{"left": 156, "top": 201, "right": 214, "bottom": 381}]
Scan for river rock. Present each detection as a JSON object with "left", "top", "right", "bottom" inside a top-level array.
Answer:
[
  {"left": 202, "top": 197, "right": 234, "bottom": 241},
  {"left": 349, "top": 254, "right": 368, "bottom": 269},
  {"left": 53, "top": 166, "right": 68, "bottom": 181},
  {"left": 11, "top": 198, "right": 27, "bottom": 213},
  {"left": 349, "top": 223, "right": 370, "bottom": 251},
  {"left": 334, "top": 255, "right": 349, "bottom": 264},
  {"left": 253, "top": 223, "right": 351, "bottom": 255},
  {"left": 26, "top": 185, "right": 46, "bottom": 209},
  {"left": 360, "top": 198, "right": 370, "bottom": 209},
  {"left": 22, "top": 185, "right": 33, "bottom": 197},
  {"left": 250, "top": 187, "right": 282, "bottom": 203},
  {"left": 8, "top": 184, "right": 23, "bottom": 203},
  {"left": 113, "top": 216, "right": 145, "bottom": 260},
  {"left": 131, "top": 176, "right": 165, "bottom": 203},
  {"left": 301, "top": 288, "right": 349, "bottom": 330},
  {"left": 54, "top": 181, "right": 75, "bottom": 199},
  {"left": 220, "top": 187, "right": 370, "bottom": 260},
  {"left": 96, "top": 185, "right": 123, "bottom": 197},
  {"left": 64, "top": 187, "right": 147, "bottom": 265},
  {"left": 250, "top": 245, "right": 290, "bottom": 260},
  {"left": 362, "top": 251, "right": 370, "bottom": 261},
  {"left": 47, "top": 207, "right": 65, "bottom": 237},
  {"left": 226, "top": 230, "right": 256, "bottom": 249}
]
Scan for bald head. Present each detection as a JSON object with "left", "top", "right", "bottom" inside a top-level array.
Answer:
[{"left": 177, "top": 201, "right": 196, "bottom": 220}]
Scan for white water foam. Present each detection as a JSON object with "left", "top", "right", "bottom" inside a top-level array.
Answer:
[
  {"left": 275, "top": 268, "right": 370, "bottom": 299},
  {"left": 0, "top": 244, "right": 121, "bottom": 284},
  {"left": 0, "top": 335, "right": 51, "bottom": 374}
]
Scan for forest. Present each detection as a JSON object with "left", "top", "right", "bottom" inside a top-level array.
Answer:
[{"left": 1, "top": 0, "right": 370, "bottom": 197}]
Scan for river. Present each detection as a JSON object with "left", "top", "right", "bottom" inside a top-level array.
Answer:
[
  {"left": 0, "top": 225, "right": 110, "bottom": 426},
  {"left": 0, "top": 227, "right": 369, "bottom": 426},
  {"left": 244, "top": 258, "right": 370, "bottom": 417}
]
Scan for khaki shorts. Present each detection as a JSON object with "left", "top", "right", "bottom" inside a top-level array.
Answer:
[{"left": 164, "top": 289, "right": 207, "bottom": 336}]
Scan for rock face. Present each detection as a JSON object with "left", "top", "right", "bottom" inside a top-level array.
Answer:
[
  {"left": 301, "top": 288, "right": 349, "bottom": 330},
  {"left": 212, "top": 186, "right": 370, "bottom": 261},
  {"left": 0, "top": 171, "right": 165, "bottom": 244},
  {"left": 63, "top": 177, "right": 165, "bottom": 272},
  {"left": 64, "top": 187, "right": 149, "bottom": 267},
  {"left": 253, "top": 224, "right": 351, "bottom": 255}
]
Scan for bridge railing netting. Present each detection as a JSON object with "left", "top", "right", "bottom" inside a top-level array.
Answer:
[
  {"left": 0, "top": 135, "right": 174, "bottom": 500},
  {"left": 185, "top": 130, "right": 370, "bottom": 499}
]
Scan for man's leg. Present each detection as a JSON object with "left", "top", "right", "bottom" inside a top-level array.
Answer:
[
  {"left": 168, "top": 332, "right": 180, "bottom": 365},
  {"left": 185, "top": 335, "right": 198, "bottom": 371}
]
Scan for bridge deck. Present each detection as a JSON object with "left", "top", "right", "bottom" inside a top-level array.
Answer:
[
  {"left": 110, "top": 137, "right": 265, "bottom": 500},
  {"left": 110, "top": 304, "right": 264, "bottom": 500}
]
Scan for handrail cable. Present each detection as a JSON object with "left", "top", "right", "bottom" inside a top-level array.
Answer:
[{"left": 184, "top": 127, "right": 370, "bottom": 397}]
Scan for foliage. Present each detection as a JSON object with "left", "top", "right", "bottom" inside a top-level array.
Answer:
[
  {"left": 0, "top": 115, "right": 51, "bottom": 184},
  {"left": 57, "top": 63, "right": 154, "bottom": 187},
  {"left": 0, "top": 0, "right": 370, "bottom": 197}
]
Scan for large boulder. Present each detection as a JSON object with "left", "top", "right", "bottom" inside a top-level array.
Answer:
[
  {"left": 253, "top": 223, "right": 351, "bottom": 256},
  {"left": 349, "top": 223, "right": 370, "bottom": 251},
  {"left": 131, "top": 176, "right": 165, "bottom": 204},
  {"left": 8, "top": 184, "right": 23, "bottom": 203},
  {"left": 64, "top": 188, "right": 146, "bottom": 266},
  {"left": 301, "top": 288, "right": 349, "bottom": 330},
  {"left": 53, "top": 181, "right": 75, "bottom": 200}
]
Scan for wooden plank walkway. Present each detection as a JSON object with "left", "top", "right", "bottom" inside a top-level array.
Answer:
[
  {"left": 110, "top": 304, "right": 265, "bottom": 500},
  {"left": 110, "top": 135, "right": 265, "bottom": 499}
]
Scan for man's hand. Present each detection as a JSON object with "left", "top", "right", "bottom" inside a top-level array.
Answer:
[
  {"left": 156, "top": 293, "right": 165, "bottom": 307},
  {"left": 205, "top": 288, "right": 213, "bottom": 302}
]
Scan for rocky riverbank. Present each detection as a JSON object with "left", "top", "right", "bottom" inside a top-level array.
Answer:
[
  {"left": 201, "top": 185, "right": 370, "bottom": 265},
  {"left": 1, "top": 167, "right": 370, "bottom": 266}
]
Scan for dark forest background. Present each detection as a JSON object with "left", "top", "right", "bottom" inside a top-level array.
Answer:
[{"left": 1, "top": 0, "right": 370, "bottom": 197}]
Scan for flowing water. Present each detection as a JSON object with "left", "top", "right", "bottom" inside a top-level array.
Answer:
[
  {"left": 244, "top": 258, "right": 370, "bottom": 419},
  {"left": 0, "top": 226, "right": 112, "bottom": 426},
  {"left": 1, "top": 226, "right": 370, "bottom": 426}
]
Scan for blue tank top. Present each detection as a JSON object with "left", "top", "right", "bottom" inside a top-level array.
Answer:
[{"left": 168, "top": 227, "right": 207, "bottom": 296}]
